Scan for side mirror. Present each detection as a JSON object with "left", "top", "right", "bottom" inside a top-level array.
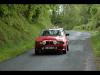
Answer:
[{"left": 66, "top": 33, "right": 69, "bottom": 36}]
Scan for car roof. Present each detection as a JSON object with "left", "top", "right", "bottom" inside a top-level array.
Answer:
[
  {"left": 41, "top": 27, "right": 64, "bottom": 32},
  {"left": 48, "top": 28, "right": 63, "bottom": 30}
]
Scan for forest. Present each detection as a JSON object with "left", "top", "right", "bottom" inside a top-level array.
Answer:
[{"left": 0, "top": 4, "right": 99, "bottom": 64}]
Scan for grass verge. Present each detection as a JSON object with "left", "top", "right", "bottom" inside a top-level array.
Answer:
[
  {"left": 0, "top": 40, "right": 34, "bottom": 63},
  {"left": 91, "top": 32, "right": 100, "bottom": 70},
  {"left": 0, "top": 14, "right": 51, "bottom": 63}
]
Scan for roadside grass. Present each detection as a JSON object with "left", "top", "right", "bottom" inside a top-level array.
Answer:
[
  {"left": 0, "top": 40, "right": 34, "bottom": 62},
  {"left": 0, "top": 23, "right": 43, "bottom": 62},
  {"left": 91, "top": 32, "right": 100, "bottom": 70},
  {"left": 0, "top": 13, "right": 51, "bottom": 62}
]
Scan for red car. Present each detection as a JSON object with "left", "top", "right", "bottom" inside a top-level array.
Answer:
[{"left": 35, "top": 28, "right": 69, "bottom": 54}]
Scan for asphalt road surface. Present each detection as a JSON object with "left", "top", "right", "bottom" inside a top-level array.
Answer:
[{"left": 0, "top": 30, "right": 96, "bottom": 71}]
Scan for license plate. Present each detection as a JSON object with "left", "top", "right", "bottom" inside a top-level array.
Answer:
[{"left": 45, "top": 47, "right": 55, "bottom": 49}]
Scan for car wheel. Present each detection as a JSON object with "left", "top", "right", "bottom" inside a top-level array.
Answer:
[
  {"left": 57, "top": 50, "right": 63, "bottom": 55},
  {"left": 35, "top": 49, "right": 41, "bottom": 55},
  {"left": 35, "top": 50, "right": 39, "bottom": 55},
  {"left": 63, "top": 49, "right": 66, "bottom": 54}
]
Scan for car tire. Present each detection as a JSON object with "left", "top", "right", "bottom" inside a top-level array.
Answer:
[
  {"left": 35, "top": 49, "right": 41, "bottom": 55},
  {"left": 63, "top": 50, "right": 66, "bottom": 54},
  {"left": 35, "top": 51, "right": 39, "bottom": 55},
  {"left": 57, "top": 50, "right": 63, "bottom": 55}
]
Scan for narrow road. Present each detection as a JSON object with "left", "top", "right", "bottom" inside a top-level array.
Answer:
[{"left": 0, "top": 31, "right": 96, "bottom": 71}]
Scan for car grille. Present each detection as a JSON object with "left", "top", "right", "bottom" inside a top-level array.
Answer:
[{"left": 46, "top": 41, "right": 54, "bottom": 45}]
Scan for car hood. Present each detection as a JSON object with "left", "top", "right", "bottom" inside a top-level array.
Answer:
[{"left": 36, "top": 36, "right": 64, "bottom": 41}]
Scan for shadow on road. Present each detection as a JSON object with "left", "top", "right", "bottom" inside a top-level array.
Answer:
[{"left": 30, "top": 53, "right": 65, "bottom": 56}]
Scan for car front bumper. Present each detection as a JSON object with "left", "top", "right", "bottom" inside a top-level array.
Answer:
[{"left": 35, "top": 44, "right": 67, "bottom": 53}]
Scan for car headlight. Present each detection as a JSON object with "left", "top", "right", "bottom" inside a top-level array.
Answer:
[
  {"left": 53, "top": 41, "right": 57, "bottom": 44},
  {"left": 42, "top": 41, "right": 46, "bottom": 45},
  {"left": 36, "top": 41, "right": 46, "bottom": 45}
]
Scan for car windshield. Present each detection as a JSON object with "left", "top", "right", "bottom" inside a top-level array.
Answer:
[{"left": 41, "top": 30, "right": 61, "bottom": 36}]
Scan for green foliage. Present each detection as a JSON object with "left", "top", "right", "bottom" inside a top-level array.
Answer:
[
  {"left": 91, "top": 32, "right": 100, "bottom": 57},
  {"left": 0, "top": 4, "right": 9, "bottom": 17},
  {"left": 0, "top": 4, "right": 52, "bottom": 62},
  {"left": 50, "top": 4, "right": 100, "bottom": 30}
]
